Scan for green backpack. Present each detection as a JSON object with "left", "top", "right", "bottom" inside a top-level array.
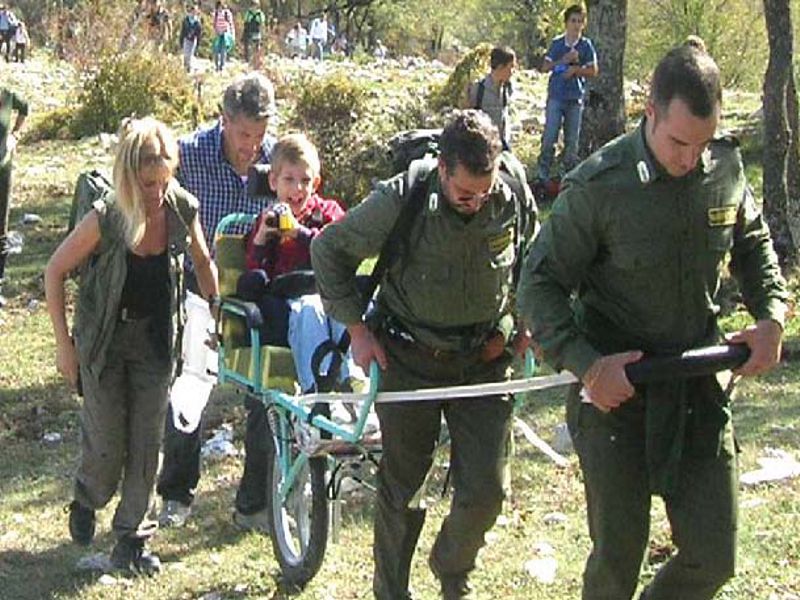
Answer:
[{"left": 68, "top": 169, "right": 113, "bottom": 233}]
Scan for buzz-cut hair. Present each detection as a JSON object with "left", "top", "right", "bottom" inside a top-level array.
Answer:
[{"left": 651, "top": 42, "right": 721, "bottom": 119}]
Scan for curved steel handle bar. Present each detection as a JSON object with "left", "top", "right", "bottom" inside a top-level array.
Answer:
[{"left": 296, "top": 344, "right": 750, "bottom": 406}]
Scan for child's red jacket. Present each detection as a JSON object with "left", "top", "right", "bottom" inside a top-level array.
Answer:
[{"left": 244, "top": 194, "right": 345, "bottom": 279}]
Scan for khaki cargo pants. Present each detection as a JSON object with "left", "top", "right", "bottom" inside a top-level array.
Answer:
[{"left": 74, "top": 317, "right": 172, "bottom": 539}]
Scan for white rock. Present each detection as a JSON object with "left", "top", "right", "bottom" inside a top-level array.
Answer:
[
  {"left": 42, "top": 432, "right": 63, "bottom": 445},
  {"left": 6, "top": 231, "right": 23, "bottom": 254},
  {"left": 741, "top": 448, "right": 800, "bottom": 486},
  {"left": 531, "top": 540, "right": 555, "bottom": 556},
  {"left": 98, "top": 574, "right": 118, "bottom": 585},
  {"left": 524, "top": 556, "right": 558, "bottom": 584},
  {"left": 552, "top": 422, "right": 574, "bottom": 454},
  {"left": 20, "top": 213, "right": 42, "bottom": 225},
  {"left": 543, "top": 512, "right": 567, "bottom": 526}
]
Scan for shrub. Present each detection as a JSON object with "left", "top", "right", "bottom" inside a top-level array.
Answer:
[
  {"left": 427, "top": 43, "right": 492, "bottom": 112},
  {"left": 70, "top": 52, "right": 198, "bottom": 137},
  {"left": 293, "top": 72, "right": 370, "bottom": 133},
  {"left": 24, "top": 106, "right": 80, "bottom": 143},
  {"left": 289, "top": 73, "right": 373, "bottom": 205}
]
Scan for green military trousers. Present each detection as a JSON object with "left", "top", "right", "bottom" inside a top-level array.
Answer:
[
  {"left": 0, "top": 161, "right": 12, "bottom": 280},
  {"left": 372, "top": 331, "right": 513, "bottom": 600},
  {"left": 566, "top": 380, "right": 738, "bottom": 600},
  {"left": 75, "top": 317, "right": 172, "bottom": 540}
]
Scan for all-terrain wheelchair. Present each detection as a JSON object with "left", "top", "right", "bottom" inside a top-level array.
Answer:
[{"left": 213, "top": 212, "right": 382, "bottom": 586}]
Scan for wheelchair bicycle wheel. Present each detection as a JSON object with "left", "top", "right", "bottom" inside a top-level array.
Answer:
[{"left": 266, "top": 410, "right": 329, "bottom": 587}]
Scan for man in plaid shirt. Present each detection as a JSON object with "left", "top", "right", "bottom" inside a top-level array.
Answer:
[{"left": 157, "top": 72, "right": 277, "bottom": 529}]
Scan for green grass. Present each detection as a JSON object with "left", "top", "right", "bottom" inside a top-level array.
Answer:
[{"left": 1, "top": 51, "right": 799, "bottom": 600}]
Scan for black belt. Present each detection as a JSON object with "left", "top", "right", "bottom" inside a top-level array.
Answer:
[
  {"left": 382, "top": 314, "right": 490, "bottom": 360},
  {"left": 118, "top": 307, "right": 154, "bottom": 322}
]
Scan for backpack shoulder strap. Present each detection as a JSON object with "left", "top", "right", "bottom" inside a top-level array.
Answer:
[
  {"left": 497, "top": 153, "right": 534, "bottom": 287},
  {"left": 362, "top": 162, "right": 436, "bottom": 304},
  {"left": 475, "top": 79, "right": 485, "bottom": 109}
]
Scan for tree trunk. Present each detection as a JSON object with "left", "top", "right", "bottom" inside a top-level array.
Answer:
[
  {"left": 762, "top": 0, "right": 800, "bottom": 264},
  {"left": 579, "top": 0, "right": 628, "bottom": 157}
]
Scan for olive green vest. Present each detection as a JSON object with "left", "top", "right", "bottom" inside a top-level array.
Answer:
[{"left": 74, "top": 183, "right": 198, "bottom": 379}]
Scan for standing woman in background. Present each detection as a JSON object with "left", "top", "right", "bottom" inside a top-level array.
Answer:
[{"left": 44, "top": 117, "right": 219, "bottom": 574}]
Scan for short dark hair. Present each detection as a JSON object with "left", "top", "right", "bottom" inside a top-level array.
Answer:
[
  {"left": 222, "top": 73, "right": 276, "bottom": 121},
  {"left": 439, "top": 110, "right": 502, "bottom": 176},
  {"left": 651, "top": 43, "right": 721, "bottom": 118},
  {"left": 564, "top": 4, "right": 585, "bottom": 24},
  {"left": 490, "top": 46, "right": 516, "bottom": 70}
]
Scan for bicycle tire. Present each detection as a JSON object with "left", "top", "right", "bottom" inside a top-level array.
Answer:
[{"left": 266, "top": 420, "right": 329, "bottom": 587}]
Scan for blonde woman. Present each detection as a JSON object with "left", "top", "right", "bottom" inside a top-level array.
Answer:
[{"left": 45, "top": 116, "right": 218, "bottom": 574}]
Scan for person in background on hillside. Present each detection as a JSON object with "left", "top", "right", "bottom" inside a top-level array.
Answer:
[
  {"left": 535, "top": 3, "right": 597, "bottom": 191},
  {"left": 331, "top": 32, "right": 348, "bottom": 57},
  {"left": 44, "top": 117, "right": 219, "bottom": 575},
  {"left": 312, "top": 110, "right": 537, "bottom": 600},
  {"left": 157, "top": 73, "right": 278, "bottom": 530},
  {"left": 13, "top": 19, "right": 27, "bottom": 63},
  {"left": 0, "top": 86, "right": 27, "bottom": 309},
  {"left": 465, "top": 46, "right": 517, "bottom": 151},
  {"left": 147, "top": 0, "right": 172, "bottom": 54},
  {"left": 309, "top": 9, "right": 331, "bottom": 61},
  {"left": 0, "top": 3, "right": 17, "bottom": 62},
  {"left": 179, "top": 2, "right": 202, "bottom": 73},
  {"left": 212, "top": 0, "right": 235, "bottom": 72},
  {"left": 284, "top": 20, "right": 308, "bottom": 58},
  {"left": 242, "top": 0, "right": 266, "bottom": 69},
  {"left": 517, "top": 41, "right": 788, "bottom": 600},
  {"left": 373, "top": 38, "right": 387, "bottom": 60}
]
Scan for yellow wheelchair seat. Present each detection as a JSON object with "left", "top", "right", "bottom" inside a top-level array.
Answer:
[{"left": 214, "top": 214, "right": 296, "bottom": 393}]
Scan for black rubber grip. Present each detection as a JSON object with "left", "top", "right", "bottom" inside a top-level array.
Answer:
[{"left": 624, "top": 344, "right": 751, "bottom": 384}]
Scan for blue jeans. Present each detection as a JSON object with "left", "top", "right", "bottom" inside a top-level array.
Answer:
[
  {"left": 213, "top": 34, "right": 228, "bottom": 71},
  {"left": 288, "top": 294, "right": 353, "bottom": 392},
  {"left": 537, "top": 97, "right": 584, "bottom": 180},
  {"left": 237, "top": 270, "right": 354, "bottom": 392}
]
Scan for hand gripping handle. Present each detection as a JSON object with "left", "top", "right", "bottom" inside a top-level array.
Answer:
[{"left": 624, "top": 344, "right": 750, "bottom": 384}]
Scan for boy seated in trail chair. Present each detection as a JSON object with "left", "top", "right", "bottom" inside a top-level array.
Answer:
[{"left": 237, "top": 132, "right": 363, "bottom": 397}]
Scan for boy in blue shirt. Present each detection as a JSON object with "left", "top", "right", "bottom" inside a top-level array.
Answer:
[{"left": 536, "top": 4, "right": 598, "bottom": 185}]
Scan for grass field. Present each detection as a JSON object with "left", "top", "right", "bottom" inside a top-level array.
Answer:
[{"left": 1, "top": 51, "right": 799, "bottom": 599}]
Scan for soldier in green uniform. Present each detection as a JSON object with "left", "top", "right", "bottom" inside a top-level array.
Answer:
[
  {"left": 0, "top": 86, "right": 28, "bottom": 307},
  {"left": 517, "top": 43, "right": 788, "bottom": 599},
  {"left": 311, "top": 110, "right": 537, "bottom": 600}
]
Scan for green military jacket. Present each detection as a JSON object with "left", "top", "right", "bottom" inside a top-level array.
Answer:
[
  {"left": 74, "top": 183, "right": 198, "bottom": 380},
  {"left": 517, "top": 120, "right": 788, "bottom": 380},
  {"left": 312, "top": 154, "right": 538, "bottom": 352},
  {"left": 0, "top": 88, "right": 29, "bottom": 167}
]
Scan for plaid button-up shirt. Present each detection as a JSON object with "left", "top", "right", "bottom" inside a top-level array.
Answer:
[{"left": 178, "top": 120, "right": 276, "bottom": 248}]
